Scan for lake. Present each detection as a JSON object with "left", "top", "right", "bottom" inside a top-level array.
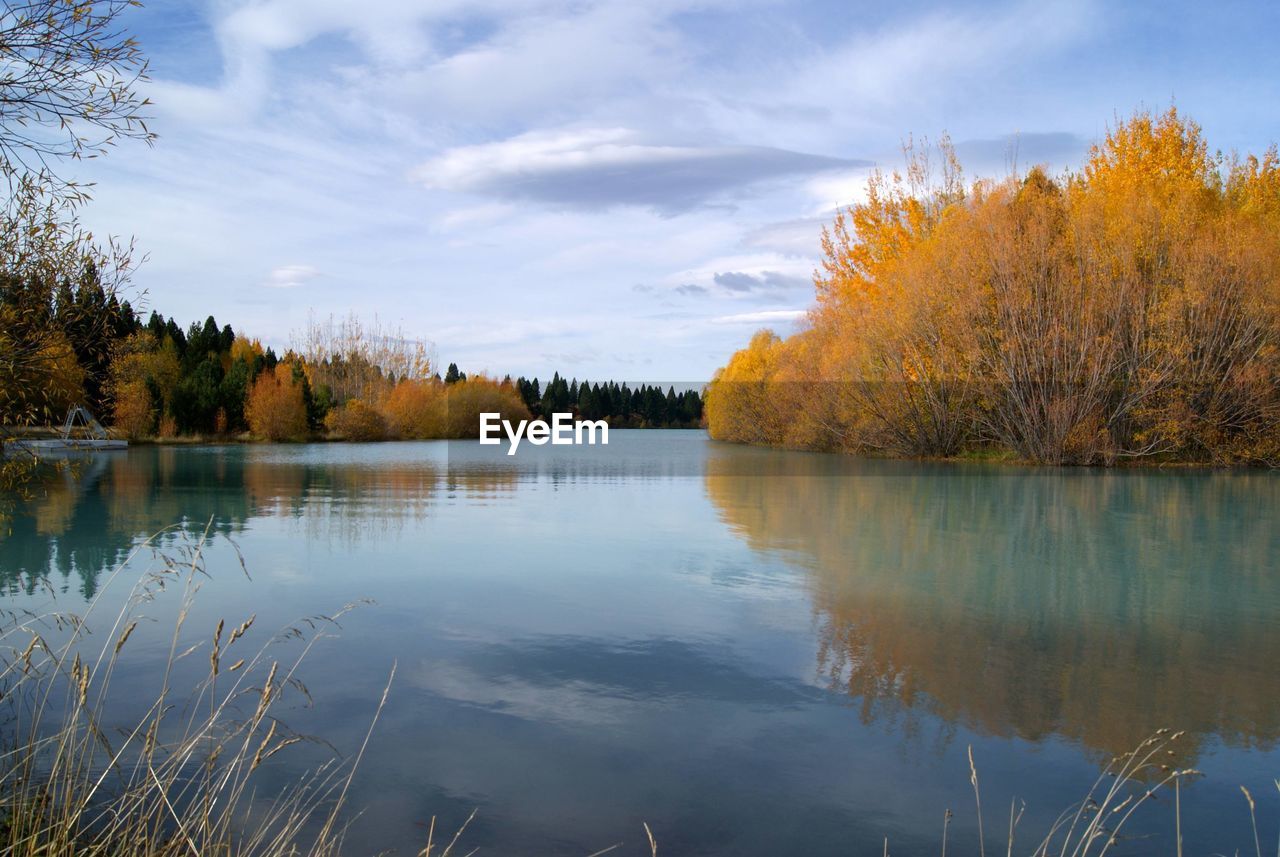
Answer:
[{"left": 2, "top": 431, "right": 1278, "bottom": 855}]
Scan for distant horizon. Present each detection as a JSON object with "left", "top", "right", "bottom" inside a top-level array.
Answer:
[{"left": 65, "top": 0, "right": 1280, "bottom": 379}]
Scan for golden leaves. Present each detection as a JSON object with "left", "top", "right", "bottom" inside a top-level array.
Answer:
[{"left": 706, "top": 108, "right": 1280, "bottom": 465}]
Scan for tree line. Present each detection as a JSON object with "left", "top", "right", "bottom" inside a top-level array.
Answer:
[
  {"left": 706, "top": 108, "right": 1280, "bottom": 465},
  {"left": 513, "top": 374, "right": 703, "bottom": 428},
  {"left": 1, "top": 289, "right": 704, "bottom": 441}
]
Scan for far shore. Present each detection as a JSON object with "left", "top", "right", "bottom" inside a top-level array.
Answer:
[{"left": 3, "top": 426, "right": 1255, "bottom": 471}]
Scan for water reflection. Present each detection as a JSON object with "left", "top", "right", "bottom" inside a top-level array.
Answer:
[
  {"left": 2, "top": 436, "right": 1277, "bottom": 853},
  {"left": 705, "top": 450, "right": 1280, "bottom": 763},
  {"left": 0, "top": 435, "right": 716, "bottom": 596},
  {"left": 0, "top": 444, "right": 523, "bottom": 593}
]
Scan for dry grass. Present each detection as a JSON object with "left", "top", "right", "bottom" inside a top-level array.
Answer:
[
  {"left": 925, "top": 730, "right": 1277, "bottom": 857},
  {"left": 0, "top": 522, "right": 390, "bottom": 856}
]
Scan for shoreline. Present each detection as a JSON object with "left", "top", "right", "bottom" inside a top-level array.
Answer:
[
  {"left": 7, "top": 428, "right": 1266, "bottom": 471},
  {"left": 705, "top": 437, "right": 1272, "bottom": 471}
]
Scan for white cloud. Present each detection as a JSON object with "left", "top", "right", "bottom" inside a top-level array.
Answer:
[
  {"left": 712, "top": 309, "right": 807, "bottom": 325},
  {"left": 803, "top": 169, "right": 875, "bottom": 214},
  {"left": 265, "top": 265, "right": 321, "bottom": 289}
]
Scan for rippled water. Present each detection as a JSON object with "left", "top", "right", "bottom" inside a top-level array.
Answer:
[{"left": 2, "top": 432, "right": 1278, "bottom": 855}]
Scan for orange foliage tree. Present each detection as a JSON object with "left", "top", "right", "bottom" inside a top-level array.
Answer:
[
  {"left": 706, "top": 108, "right": 1280, "bottom": 465},
  {"left": 382, "top": 379, "right": 446, "bottom": 439},
  {"left": 245, "top": 364, "right": 307, "bottom": 441}
]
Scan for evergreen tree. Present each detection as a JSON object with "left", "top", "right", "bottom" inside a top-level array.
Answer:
[
  {"left": 170, "top": 356, "right": 225, "bottom": 433},
  {"left": 293, "top": 362, "right": 324, "bottom": 431},
  {"left": 597, "top": 383, "right": 613, "bottom": 419},
  {"left": 147, "top": 311, "right": 166, "bottom": 341},
  {"left": 684, "top": 389, "right": 703, "bottom": 423},
  {"left": 220, "top": 359, "right": 252, "bottom": 431},
  {"left": 165, "top": 318, "right": 187, "bottom": 357}
]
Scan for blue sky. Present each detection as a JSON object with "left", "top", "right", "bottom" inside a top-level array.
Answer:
[{"left": 69, "top": 0, "right": 1280, "bottom": 381}]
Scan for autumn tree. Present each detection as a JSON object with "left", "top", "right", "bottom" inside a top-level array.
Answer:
[
  {"left": 1, "top": 182, "right": 139, "bottom": 427},
  {"left": 383, "top": 379, "right": 446, "bottom": 439},
  {"left": 245, "top": 364, "right": 307, "bottom": 441},
  {"left": 706, "top": 108, "right": 1280, "bottom": 465},
  {"left": 705, "top": 330, "right": 790, "bottom": 445},
  {"left": 110, "top": 379, "right": 154, "bottom": 439},
  {"left": 294, "top": 312, "right": 433, "bottom": 406},
  {"left": 442, "top": 376, "right": 530, "bottom": 438},
  {"left": 324, "top": 398, "right": 388, "bottom": 441}
]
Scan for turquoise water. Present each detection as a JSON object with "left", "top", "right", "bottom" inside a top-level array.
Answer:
[{"left": 2, "top": 432, "right": 1278, "bottom": 855}]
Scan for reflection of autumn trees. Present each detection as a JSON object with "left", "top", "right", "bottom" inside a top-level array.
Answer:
[
  {"left": 704, "top": 452, "right": 1280, "bottom": 761},
  {"left": 706, "top": 109, "right": 1280, "bottom": 464},
  {"left": 0, "top": 449, "right": 520, "bottom": 594}
]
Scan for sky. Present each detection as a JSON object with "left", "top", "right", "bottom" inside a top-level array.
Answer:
[{"left": 67, "top": 0, "right": 1280, "bottom": 382}]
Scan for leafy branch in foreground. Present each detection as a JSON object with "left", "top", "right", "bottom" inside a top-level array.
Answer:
[
  {"left": 1, "top": 0, "right": 153, "bottom": 480},
  {"left": 0, "top": 0, "right": 155, "bottom": 193}
]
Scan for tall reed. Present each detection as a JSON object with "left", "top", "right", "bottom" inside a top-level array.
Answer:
[{"left": 0, "top": 522, "right": 388, "bottom": 855}]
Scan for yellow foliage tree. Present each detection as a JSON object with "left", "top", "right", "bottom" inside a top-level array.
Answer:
[
  {"left": 107, "top": 332, "right": 181, "bottom": 428},
  {"left": 229, "top": 335, "right": 264, "bottom": 366},
  {"left": 705, "top": 330, "right": 789, "bottom": 445},
  {"left": 442, "top": 376, "right": 531, "bottom": 438},
  {"left": 706, "top": 108, "right": 1280, "bottom": 465},
  {"left": 111, "top": 380, "right": 155, "bottom": 439},
  {"left": 324, "top": 398, "right": 388, "bottom": 442},
  {"left": 383, "top": 379, "right": 446, "bottom": 439}
]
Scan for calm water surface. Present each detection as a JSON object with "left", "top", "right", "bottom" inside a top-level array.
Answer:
[{"left": 2, "top": 432, "right": 1278, "bottom": 855}]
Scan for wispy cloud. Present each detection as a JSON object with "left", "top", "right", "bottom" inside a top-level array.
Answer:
[
  {"left": 413, "top": 127, "right": 867, "bottom": 213},
  {"left": 713, "top": 270, "right": 809, "bottom": 294}
]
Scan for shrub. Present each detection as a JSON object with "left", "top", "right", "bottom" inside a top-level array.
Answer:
[
  {"left": 324, "top": 398, "right": 388, "bottom": 441},
  {"left": 443, "top": 376, "right": 531, "bottom": 438},
  {"left": 382, "top": 379, "right": 446, "bottom": 439}
]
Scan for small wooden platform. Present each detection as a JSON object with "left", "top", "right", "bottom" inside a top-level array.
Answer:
[{"left": 3, "top": 406, "right": 128, "bottom": 458}]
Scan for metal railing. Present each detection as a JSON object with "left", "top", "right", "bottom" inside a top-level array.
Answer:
[{"left": 61, "top": 405, "right": 109, "bottom": 440}]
